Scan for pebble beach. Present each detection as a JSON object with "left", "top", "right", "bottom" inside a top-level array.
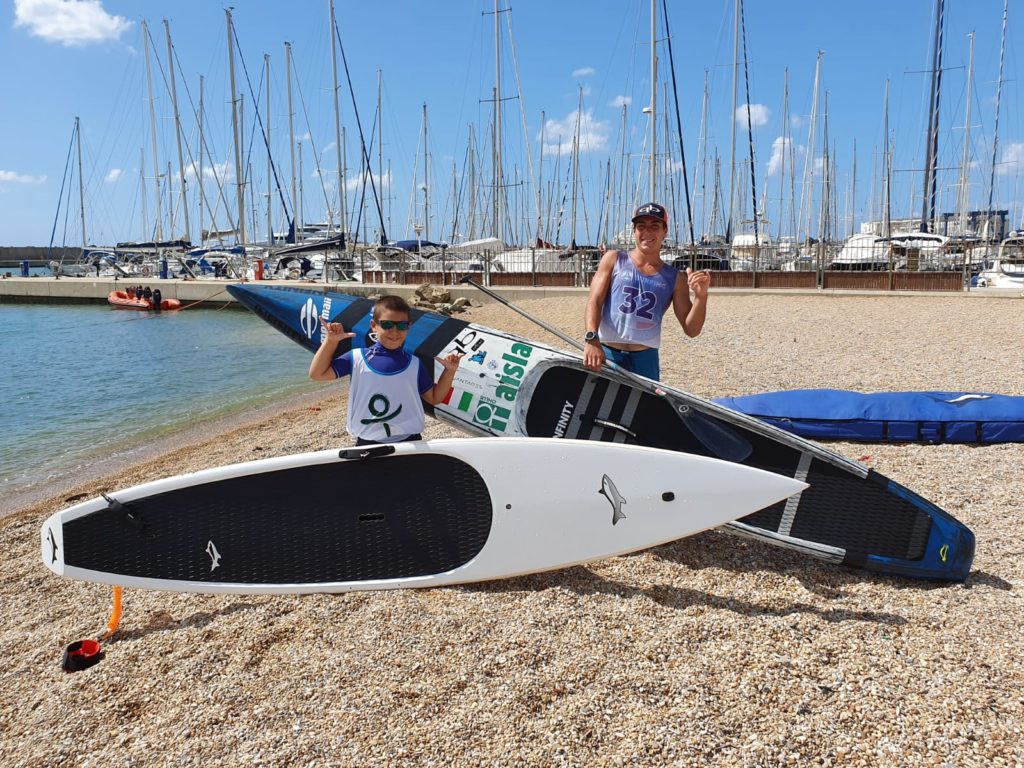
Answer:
[{"left": 2, "top": 290, "right": 1023, "bottom": 767}]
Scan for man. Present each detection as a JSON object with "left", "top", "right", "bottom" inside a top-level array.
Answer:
[{"left": 583, "top": 202, "right": 710, "bottom": 381}]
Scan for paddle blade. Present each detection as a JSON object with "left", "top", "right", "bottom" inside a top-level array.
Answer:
[{"left": 677, "top": 404, "right": 753, "bottom": 463}]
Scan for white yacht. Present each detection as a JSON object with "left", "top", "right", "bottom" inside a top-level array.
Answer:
[{"left": 976, "top": 233, "right": 1024, "bottom": 288}]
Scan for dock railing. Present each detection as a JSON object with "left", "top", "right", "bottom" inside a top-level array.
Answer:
[{"left": 355, "top": 243, "right": 970, "bottom": 292}]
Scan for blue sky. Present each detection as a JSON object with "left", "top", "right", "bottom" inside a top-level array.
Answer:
[{"left": 1, "top": 0, "right": 1020, "bottom": 247}]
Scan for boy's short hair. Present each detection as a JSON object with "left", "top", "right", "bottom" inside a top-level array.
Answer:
[{"left": 373, "top": 294, "right": 412, "bottom": 320}]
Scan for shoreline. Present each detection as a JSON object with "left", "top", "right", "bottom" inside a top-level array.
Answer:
[{"left": 1, "top": 386, "right": 340, "bottom": 522}]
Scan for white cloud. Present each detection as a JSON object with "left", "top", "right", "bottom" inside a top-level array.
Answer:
[
  {"left": 321, "top": 142, "right": 337, "bottom": 157},
  {"left": 996, "top": 142, "right": 1024, "bottom": 176},
  {"left": 14, "top": 0, "right": 132, "bottom": 46},
  {"left": 0, "top": 169, "right": 46, "bottom": 184},
  {"left": 765, "top": 136, "right": 814, "bottom": 178},
  {"left": 572, "top": 67, "right": 596, "bottom": 78},
  {"left": 104, "top": 168, "right": 122, "bottom": 183},
  {"left": 539, "top": 109, "right": 610, "bottom": 156},
  {"left": 609, "top": 95, "right": 632, "bottom": 109},
  {"left": 344, "top": 170, "right": 391, "bottom": 194},
  {"left": 185, "top": 160, "right": 232, "bottom": 183},
  {"left": 766, "top": 137, "right": 789, "bottom": 177},
  {"left": 735, "top": 103, "right": 770, "bottom": 128}
]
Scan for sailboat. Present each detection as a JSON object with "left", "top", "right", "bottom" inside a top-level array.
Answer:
[{"left": 977, "top": 232, "right": 1024, "bottom": 288}]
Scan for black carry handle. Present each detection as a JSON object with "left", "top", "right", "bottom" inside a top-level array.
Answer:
[
  {"left": 459, "top": 276, "right": 752, "bottom": 463},
  {"left": 338, "top": 445, "right": 397, "bottom": 461}
]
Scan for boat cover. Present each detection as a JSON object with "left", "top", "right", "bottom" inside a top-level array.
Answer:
[{"left": 713, "top": 390, "right": 1024, "bottom": 444}]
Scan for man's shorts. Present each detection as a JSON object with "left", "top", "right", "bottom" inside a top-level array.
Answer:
[{"left": 601, "top": 345, "right": 660, "bottom": 381}]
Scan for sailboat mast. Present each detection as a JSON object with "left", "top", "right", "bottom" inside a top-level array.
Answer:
[
  {"left": 164, "top": 20, "right": 190, "bottom": 243},
  {"left": 776, "top": 68, "right": 789, "bottom": 242},
  {"left": 285, "top": 43, "right": 297, "bottom": 240},
  {"left": 570, "top": 86, "right": 583, "bottom": 247},
  {"left": 726, "top": 0, "right": 739, "bottom": 238},
  {"left": 537, "top": 110, "right": 545, "bottom": 244},
  {"left": 423, "top": 102, "right": 430, "bottom": 241},
  {"left": 140, "top": 146, "right": 148, "bottom": 242},
  {"left": 298, "top": 140, "right": 304, "bottom": 240},
  {"left": 649, "top": 0, "right": 657, "bottom": 199},
  {"left": 883, "top": 79, "right": 892, "bottom": 240},
  {"left": 468, "top": 124, "right": 477, "bottom": 240},
  {"left": 329, "top": 0, "right": 346, "bottom": 238},
  {"left": 801, "top": 52, "right": 822, "bottom": 246},
  {"left": 226, "top": 9, "right": 246, "bottom": 244},
  {"left": 819, "top": 92, "right": 830, "bottom": 249},
  {"left": 958, "top": 31, "right": 975, "bottom": 236},
  {"left": 698, "top": 71, "right": 709, "bottom": 239},
  {"left": 75, "top": 117, "right": 86, "bottom": 248},
  {"left": 265, "top": 53, "right": 273, "bottom": 246},
  {"left": 198, "top": 76, "right": 204, "bottom": 243},
  {"left": 142, "top": 20, "right": 163, "bottom": 243},
  {"left": 985, "top": 0, "right": 1008, "bottom": 238},
  {"left": 919, "top": 0, "right": 946, "bottom": 233},
  {"left": 378, "top": 70, "right": 384, "bottom": 241},
  {"left": 618, "top": 103, "right": 628, "bottom": 240},
  {"left": 850, "top": 139, "right": 857, "bottom": 238},
  {"left": 493, "top": 0, "right": 503, "bottom": 241}
]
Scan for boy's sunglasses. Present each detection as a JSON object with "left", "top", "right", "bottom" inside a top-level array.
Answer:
[{"left": 376, "top": 320, "right": 410, "bottom": 331}]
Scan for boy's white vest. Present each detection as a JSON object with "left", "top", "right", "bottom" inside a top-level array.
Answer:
[{"left": 347, "top": 348, "right": 426, "bottom": 442}]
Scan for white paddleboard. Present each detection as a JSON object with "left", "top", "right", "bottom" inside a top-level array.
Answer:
[{"left": 41, "top": 438, "right": 806, "bottom": 594}]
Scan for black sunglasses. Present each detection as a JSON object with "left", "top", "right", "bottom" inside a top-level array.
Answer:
[{"left": 377, "top": 320, "right": 410, "bottom": 331}]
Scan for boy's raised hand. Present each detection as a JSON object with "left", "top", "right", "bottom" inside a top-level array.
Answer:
[
  {"left": 436, "top": 352, "right": 465, "bottom": 373},
  {"left": 322, "top": 317, "right": 357, "bottom": 342}
]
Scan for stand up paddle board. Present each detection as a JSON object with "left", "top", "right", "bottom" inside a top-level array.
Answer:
[
  {"left": 41, "top": 438, "right": 805, "bottom": 594},
  {"left": 226, "top": 284, "right": 976, "bottom": 582}
]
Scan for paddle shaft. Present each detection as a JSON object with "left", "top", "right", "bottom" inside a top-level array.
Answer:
[
  {"left": 460, "top": 276, "right": 754, "bottom": 463},
  {"left": 459, "top": 277, "right": 667, "bottom": 390},
  {"left": 461, "top": 277, "right": 590, "bottom": 355}
]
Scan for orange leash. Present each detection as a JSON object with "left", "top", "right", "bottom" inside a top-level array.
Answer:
[{"left": 99, "top": 586, "right": 123, "bottom": 641}]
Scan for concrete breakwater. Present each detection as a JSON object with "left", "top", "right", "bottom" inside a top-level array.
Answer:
[{"left": 0, "top": 276, "right": 588, "bottom": 306}]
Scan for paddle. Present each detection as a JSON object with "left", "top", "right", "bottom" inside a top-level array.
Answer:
[{"left": 459, "top": 276, "right": 753, "bottom": 463}]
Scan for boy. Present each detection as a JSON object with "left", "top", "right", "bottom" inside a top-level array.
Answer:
[{"left": 309, "top": 295, "right": 463, "bottom": 445}]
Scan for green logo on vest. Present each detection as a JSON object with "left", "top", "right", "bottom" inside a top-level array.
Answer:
[{"left": 361, "top": 393, "right": 403, "bottom": 437}]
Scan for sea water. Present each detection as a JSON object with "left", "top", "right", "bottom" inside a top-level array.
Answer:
[{"left": 0, "top": 302, "right": 322, "bottom": 507}]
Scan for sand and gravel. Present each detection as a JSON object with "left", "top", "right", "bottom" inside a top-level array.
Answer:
[{"left": 2, "top": 290, "right": 1022, "bottom": 767}]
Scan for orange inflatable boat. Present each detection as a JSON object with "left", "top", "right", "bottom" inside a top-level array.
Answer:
[{"left": 107, "top": 291, "right": 182, "bottom": 311}]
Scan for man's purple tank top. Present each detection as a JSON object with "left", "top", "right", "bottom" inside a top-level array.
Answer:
[{"left": 599, "top": 251, "right": 678, "bottom": 348}]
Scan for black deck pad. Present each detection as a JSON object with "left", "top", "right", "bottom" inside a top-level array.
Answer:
[
  {"left": 63, "top": 455, "right": 493, "bottom": 584},
  {"left": 526, "top": 364, "right": 932, "bottom": 559}
]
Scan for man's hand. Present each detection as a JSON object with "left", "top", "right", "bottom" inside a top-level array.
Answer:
[
  {"left": 686, "top": 267, "right": 710, "bottom": 301},
  {"left": 583, "top": 339, "right": 605, "bottom": 371}
]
